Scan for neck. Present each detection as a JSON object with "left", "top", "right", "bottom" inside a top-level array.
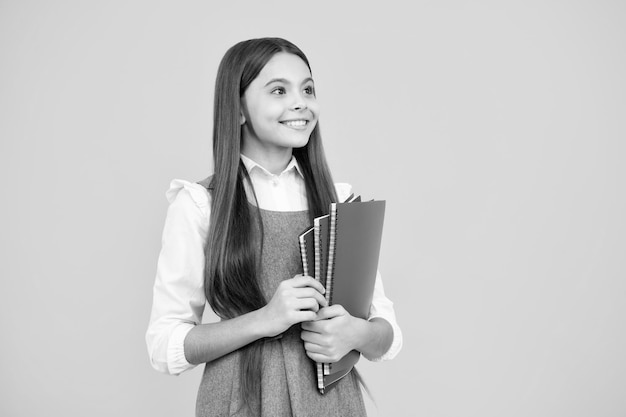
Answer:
[{"left": 241, "top": 145, "right": 293, "bottom": 175}]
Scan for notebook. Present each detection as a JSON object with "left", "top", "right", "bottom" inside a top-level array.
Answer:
[
  {"left": 298, "top": 227, "right": 314, "bottom": 279},
  {"left": 314, "top": 215, "right": 330, "bottom": 289},
  {"left": 298, "top": 225, "right": 324, "bottom": 386},
  {"left": 299, "top": 196, "right": 385, "bottom": 394}
]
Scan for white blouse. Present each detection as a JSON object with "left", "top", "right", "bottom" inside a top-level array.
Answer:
[{"left": 146, "top": 155, "right": 403, "bottom": 375}]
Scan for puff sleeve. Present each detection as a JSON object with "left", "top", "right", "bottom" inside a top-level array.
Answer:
[{"left": 145, "top": 180, "right": 211, "bottom": 375}]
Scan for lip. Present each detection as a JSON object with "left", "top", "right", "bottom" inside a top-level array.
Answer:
[{"left": 279, "top": 119, "right": 310, "bottom": 130}]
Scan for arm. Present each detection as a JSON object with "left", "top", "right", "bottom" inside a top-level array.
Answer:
[
  {"left": 184, "top": 307, "right": 270, "bottom": 365},
  {"left": 146, "top": 181, "right": 210, "bottom": 375},
  {"left": 356, "top": 317, "right": 394, "bottom": 360},
  {"left": 185, "top": 275, "right": 327, "bottom": 364},
  {"left": 364, "top": 271, "right": 403, "bottom": 361}
]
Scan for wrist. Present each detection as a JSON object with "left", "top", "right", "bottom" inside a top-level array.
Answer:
[
  {"left": 351, "top": 316, "right": 372, "bottom": 353},
  {"left": 355, "top": 317, "right": 393, "bottom": 360},
  {"left": 253, "top": 305, "right": 279, "bottom": 339}
]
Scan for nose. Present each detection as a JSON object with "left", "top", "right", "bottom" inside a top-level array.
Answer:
[{"left": 291, "top": 94, "right": 307, "bottom": 111}]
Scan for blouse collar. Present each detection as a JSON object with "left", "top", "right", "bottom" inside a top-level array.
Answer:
[{"left": 240, "top": 154, "right": 304, "bottom": 179}]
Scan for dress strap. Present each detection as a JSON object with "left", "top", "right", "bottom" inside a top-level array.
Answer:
[{"left": 197, "top": 175, "right": 214, "bottom": 191}]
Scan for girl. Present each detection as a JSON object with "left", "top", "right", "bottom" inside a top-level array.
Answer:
[{"left": 146, "top": 37, "right": 402, "bottom": 417}]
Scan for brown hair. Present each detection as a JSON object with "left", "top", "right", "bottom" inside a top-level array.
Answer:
[{"left": 204, "top": 37, "right": 338, "bottom": 410}]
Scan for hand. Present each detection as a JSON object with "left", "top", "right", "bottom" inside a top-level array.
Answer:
[
  {"left": 259, "top": 274, "right": 327, "bottom": 337},
  {"left": 300, "top": 305, "right": 367, "bottom": 363}
]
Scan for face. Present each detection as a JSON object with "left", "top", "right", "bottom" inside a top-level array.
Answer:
[{"left": 240, "top": 52, "right": 319, "bottom": 158}]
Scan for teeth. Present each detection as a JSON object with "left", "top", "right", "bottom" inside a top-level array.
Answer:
[{"left": 283, "top": 120, "right": 307, "bottom": 127}]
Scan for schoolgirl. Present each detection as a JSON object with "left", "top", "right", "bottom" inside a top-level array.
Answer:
[{"left": 146, "top": 37, "right": 402, "bottom": 417}]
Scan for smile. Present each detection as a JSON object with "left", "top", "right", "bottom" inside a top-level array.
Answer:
[{"left": 280, "top": 120, "right": 308, "bottom": 129}]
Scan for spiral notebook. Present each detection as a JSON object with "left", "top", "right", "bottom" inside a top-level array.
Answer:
[{"left": 299, "top": 196, "right": 386, "bottom": 394}]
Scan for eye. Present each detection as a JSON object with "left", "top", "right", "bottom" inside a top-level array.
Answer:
[
  {"left": 271, "top": 87, "right": 286, "bottom": 95},
  {"left": 303, "top": 85, "right": 315, "bottom": 96}
]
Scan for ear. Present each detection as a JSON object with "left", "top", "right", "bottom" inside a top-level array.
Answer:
[{"left": 239, "top": 109, "right": 246, "bottom": 125}]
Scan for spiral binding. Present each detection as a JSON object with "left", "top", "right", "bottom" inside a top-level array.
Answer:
[
  {"left": 323, "top": 203, "right": 339, "bottom": 377},
  {"left": 314, "top": 218, "right": 321, "bottom": 282},
  {"left": 298, "top": 234, "right": 308, "bottom": 276},
  {"left": 310, "top": 218, "right": 325, "bottom": 390},
  {"left": 325, "top": 203, "right": 338, "bottom": 305}
]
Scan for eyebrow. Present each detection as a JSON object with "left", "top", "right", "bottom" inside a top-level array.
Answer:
[{"left": 264, "top": 77, "right": 314, "bottom": 87}]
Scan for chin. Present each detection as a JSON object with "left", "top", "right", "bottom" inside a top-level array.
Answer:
[
  {"left": 280, "top": 132, "right": 312, "bottom": 149},
  {"left": 292, "top": 136, "right": 312, "bottom": 149},
  {"left": 292, "top": 141, "right": 310, "bottom": 150}
]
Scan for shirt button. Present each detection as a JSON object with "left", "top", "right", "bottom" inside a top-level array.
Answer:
[{"left": 272, "top": 179, "right": 279, "bottom": 186}]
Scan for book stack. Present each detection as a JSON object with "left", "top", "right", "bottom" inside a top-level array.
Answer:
[{"left": 298, "top": 194, "right": 386, "bottom": 394}]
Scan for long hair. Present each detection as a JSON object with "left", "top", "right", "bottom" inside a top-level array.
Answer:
[{"left": 204, "top": 37, "right": 338, "bottom": 410}]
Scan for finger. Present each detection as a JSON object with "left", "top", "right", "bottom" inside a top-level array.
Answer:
[
  {"left": 293, "top": 310, "right": 317, "bottom": 323},
  {"left": 303, "top": 341, "right": 325, "bottom": 354},
  {"left": 301, "top": 320, "right": 322, "bottom": 333},
  {"left": 295, "top": 288, "right": 328, "bottom": 307},
  {"left": 294, "top": 287, "right": 323, "bottom": 299},
  {"left": 305, "top": 351, "right": 331, "bottom": 363},
  {"left": 300, "top": 330, "right": 323, "bottom": 344},
  {"left": 316, "top": 304, "right": 345, "bottom": 320},
  {"left": 297, "top": 298, "right": 320, "bottom": 313},
  {"left": 290, "top": 274, "right": 314, "bottom": 285},
  {"left": 290, "top": 275, "right": 326, "bottom": 295}
]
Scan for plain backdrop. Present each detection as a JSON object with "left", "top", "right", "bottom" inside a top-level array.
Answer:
[{"left": 1, "top": 1, "right": 625, "bottom": 416}]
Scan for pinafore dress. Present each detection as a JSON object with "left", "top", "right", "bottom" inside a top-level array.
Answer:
[{"left": 195, "top": 207, "right": 367, "bottom": 417}]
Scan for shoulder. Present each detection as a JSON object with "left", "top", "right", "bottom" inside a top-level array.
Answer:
[
  {"left": 334, "top": 182, "right": 353, "bottom": 203},
  {"left": 165, "top": 179, "right": 212, "bottom": 211}
]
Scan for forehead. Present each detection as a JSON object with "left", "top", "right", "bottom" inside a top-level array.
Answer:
[{"left": 255, "top": 52, "right": 312, "bottom": 83}]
